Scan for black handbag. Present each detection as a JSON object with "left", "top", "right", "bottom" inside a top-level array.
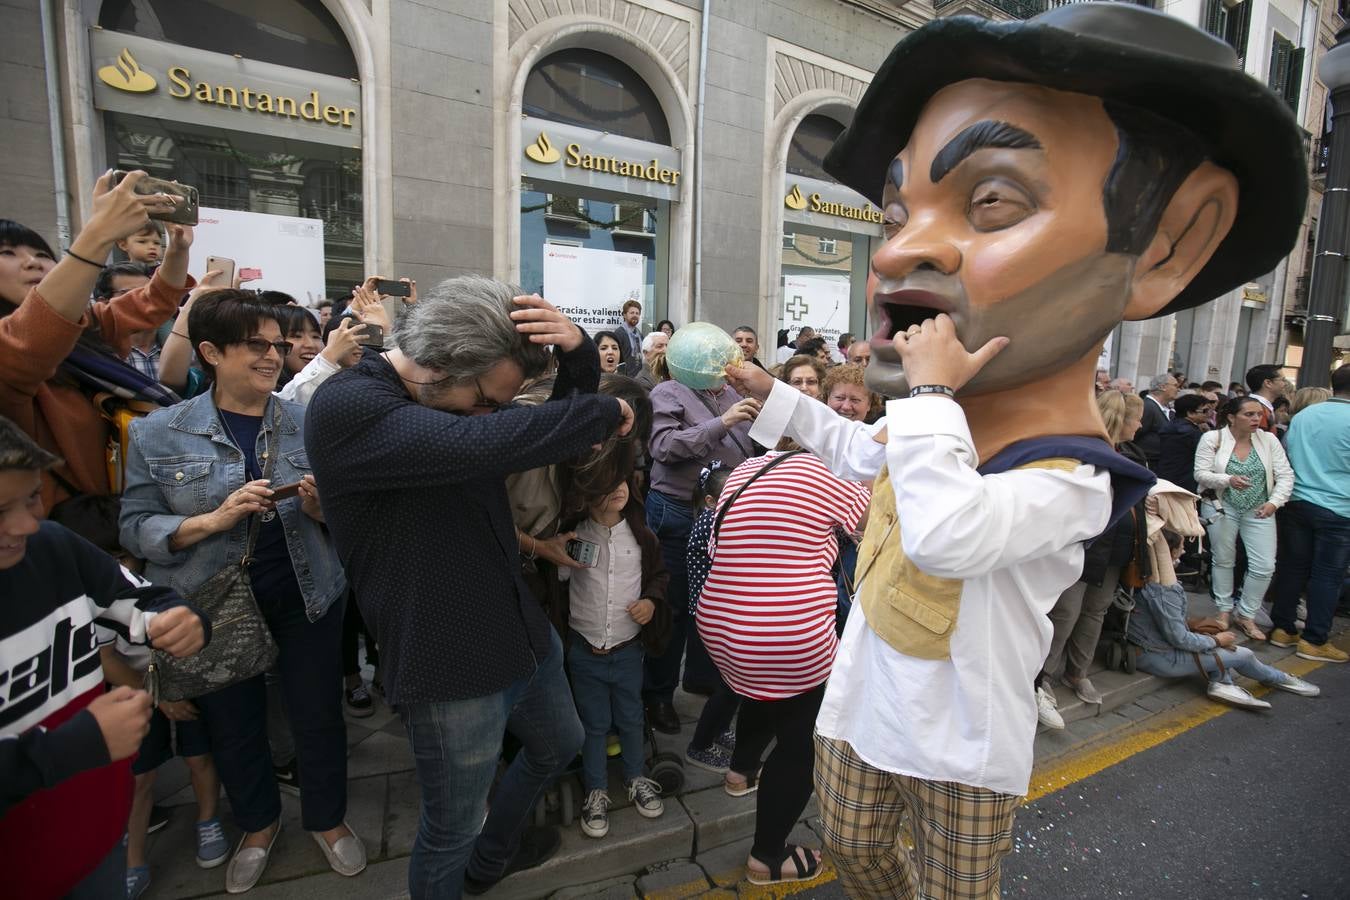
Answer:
[{"left": 153, "top": 405, "right": 281, "bottom": 701}]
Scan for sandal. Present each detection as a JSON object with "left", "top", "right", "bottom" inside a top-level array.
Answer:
[
  {"left": 1235, "top": 618, "right": 1267, "bottom": 641},
  {"left": 746, "top": 844, "right": 821, "bottom": 886},
  {"left": 723, "top": 771, "right": 759, "bottom": 797}
]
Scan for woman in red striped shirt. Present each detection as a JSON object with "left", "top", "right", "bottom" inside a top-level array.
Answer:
[{"left": 697, "top": 450, "right": 869, "bottom": 885}]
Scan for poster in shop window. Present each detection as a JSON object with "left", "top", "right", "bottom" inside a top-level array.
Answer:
[
  {"left": 187, "top": 207, "right": 328, "bottom": 306},
  {"left": 781, "top": 273, "right": 851, "bottom": 351},
  {"left": 542, "top": 245, "right": 646, "bottom": 334}
]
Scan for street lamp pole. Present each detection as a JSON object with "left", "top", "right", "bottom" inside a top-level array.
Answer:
[{"left": 1304, "top": 24, "right": 1350, "bottom": 388}]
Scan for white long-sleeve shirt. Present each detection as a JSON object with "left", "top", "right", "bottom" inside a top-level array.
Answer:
[
  {"left": 276, "top": 354, "right": 341, "bottom": 407},
  {"left": 750, "top": 382, "right": 1112, "bottom": 795}
]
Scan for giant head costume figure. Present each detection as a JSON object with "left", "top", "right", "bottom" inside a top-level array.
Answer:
[{"left": 825, "top": 4, "right": 1307, "bottom": 434}]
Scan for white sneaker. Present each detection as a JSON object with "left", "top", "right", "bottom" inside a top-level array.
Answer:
[
  {"left": 1207, "top": 681, "right": 1271, "bottom": 709},
  {"left": 580, "top": 789, "right": 610, "bottom": 838},
  {"left": 627, "top": 776, "right": 665, "bottom": 819},
  {"left": 1270, "top": 675, "right": 1320, "bottom": 697},
  {"left": 1036, "top": 685, "right": 1064, "bottom": 729}
]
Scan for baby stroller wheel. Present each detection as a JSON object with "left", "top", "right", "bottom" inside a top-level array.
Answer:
[
  {"left": 650, "top": 752, "right": 686, "bottom": 797},
  {"left": 1106, "top": 641, "right": 1124, "bottom": 673},
  {"left": 1123, "top": 644, "right": 1136, "bottom": 674}
]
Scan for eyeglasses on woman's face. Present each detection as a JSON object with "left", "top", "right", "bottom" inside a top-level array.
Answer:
[{"left": 238, "top": 337, "right": 294, "bottom": 358}]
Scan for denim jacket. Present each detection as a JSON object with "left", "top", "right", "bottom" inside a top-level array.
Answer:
[{"left": 119, "top": 392, "right": 345, "bottom": 621}]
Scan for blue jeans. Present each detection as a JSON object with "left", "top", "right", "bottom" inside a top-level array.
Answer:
[
  {"left": 567, "top": 633, "right": 646, "bottom": 789},
  {"left": 644, "top": 489, "right": 718, "bottom": 699},
  {"left": 1269, "top": 499, "right": 1350, "bottom": 645},
  {"left": 398, "top": 630, "right": 582, "bottom": 900},
  {"left": 1203, "top": 502, "right": 1276, "bottom": 619},
  {"left": 1135, "top": 644, "right": 1291, "bottom": 686},
  {"left": 194, "top": 589, "right": 346, "bottom": 833}
]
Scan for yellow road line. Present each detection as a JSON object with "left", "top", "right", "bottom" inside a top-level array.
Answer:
[{"left": 697, "top": 639, "right": 1341, "bottom": 898}]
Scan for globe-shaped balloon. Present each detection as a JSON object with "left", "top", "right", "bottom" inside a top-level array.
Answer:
[{"left": 665, "top": 322, "right": 744, "bottom": 390}]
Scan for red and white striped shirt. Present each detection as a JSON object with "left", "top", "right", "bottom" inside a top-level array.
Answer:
[{"left": 697, "top": 452, "right": 870, "bottom": 700}]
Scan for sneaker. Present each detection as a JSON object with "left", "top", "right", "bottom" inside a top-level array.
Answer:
[
  {"left": 580, "top": 789, "right": 610, "bottom": 838},
  {"left": 344, "top": 683, "right": 374, "bottom": 718},
  {"left": 126, "top": 864, "right": 150, "bottom": 900},
  {"left": 1268, "top": 628, "right": 1300, "bottom": 648},
  {"left": 1206, "top": 681, "right": 1271, "bottom": 709},
  {"left": 1066, "top": 676, "right": 1103, "bottom": 705},
  {"left": 147, "top": 804, "right": 170, "bottom": 835},
  {"left": 685, "top": 742, "right": 732, "bottom": 774},
  {"left": 1036, "top": 685, "right": 1064, "bottom": 729},
  {"left": 714, "top": 729, "right": 736, "bottom": 753},
  {"left": 1271, "top": 675, "right": 1321, "bottom": 697},
  {"left": 1296, "top": 640, "right": 1348, "bottom": 663},
  {"left": 196, "top": 817, "right": 229, "bottom": 869},
  {"left": 274, "top": 759, "right": 301, "bottom": 796},
  {"left": 627, "top": 776, "right": 664, "bottom": 819}
]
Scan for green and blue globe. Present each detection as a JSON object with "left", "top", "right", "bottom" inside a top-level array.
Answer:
[{"left": 666, "top": 322, "right": 743, "bottom": 390}]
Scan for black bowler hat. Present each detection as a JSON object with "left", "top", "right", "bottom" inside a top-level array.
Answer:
[{"left": 824, "top": 3, "right": 1309, "bottom": 317}]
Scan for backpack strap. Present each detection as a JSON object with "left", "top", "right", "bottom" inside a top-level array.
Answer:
[{"left": 711, "top": 450, "right": 805, "bottom": 543}]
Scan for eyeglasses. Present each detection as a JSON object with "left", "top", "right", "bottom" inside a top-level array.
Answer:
[
  {"left": 239, "top": 338, "right": 294, "bottom": 358},
  {"left": 471, "top": 377, "right": 506, "bottom": 412}
]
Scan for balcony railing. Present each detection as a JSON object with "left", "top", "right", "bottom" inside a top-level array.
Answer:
[
  {"left": 933, "top": 0, "right": 1153, "bottom": 16},
  {"left": 1313, "top": 134, "right": 1331, "bottom": 177}
]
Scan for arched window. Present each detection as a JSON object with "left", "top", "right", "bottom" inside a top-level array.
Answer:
[
  {"left": 787, "top": 114, "right": 846, "bottom": 183},
  {"left": 99, "top": 0, "right": 358, "bottom": 79},
  {"left": 524, "top": 49, "right": 670, "bottom": 145}
]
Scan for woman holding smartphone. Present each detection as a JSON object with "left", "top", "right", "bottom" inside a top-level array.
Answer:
[{"left": 119, "top": 290, "right": 363, "bottom": 893}]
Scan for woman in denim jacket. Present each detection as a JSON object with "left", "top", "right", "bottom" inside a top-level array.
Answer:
[{"left": 119, "top": 290, "right": 363, "bottom": 893}]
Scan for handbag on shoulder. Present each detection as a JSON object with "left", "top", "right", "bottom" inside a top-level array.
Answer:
[{"left": 153, "top": 406, "right": 281, "bottom": 701}]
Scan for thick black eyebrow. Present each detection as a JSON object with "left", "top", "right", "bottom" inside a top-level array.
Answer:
[{"left": 929, "top": 120, "right": 1043, "bottom": 184}]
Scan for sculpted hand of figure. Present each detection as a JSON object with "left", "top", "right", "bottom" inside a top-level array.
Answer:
[
  {"left": 510, "top": 294, "right": 584, "bottom": 352},
  {"left": 893, "top": 314, "right": 1008, "bottom": 395},
  {"left": 723, "top": 358, "right": 776, "bottom": 403}
]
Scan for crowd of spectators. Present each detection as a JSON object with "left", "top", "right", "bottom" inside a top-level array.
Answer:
[{"left": 1, "top": 171, "right": 1346, "bottom": 899}]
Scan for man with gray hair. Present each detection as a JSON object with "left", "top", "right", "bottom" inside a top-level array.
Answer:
[
  {"left": 307, "top": 276, "right": 634, "bottom": 898},
  {"left": 1135, "top": 372, "right": 1179, "bottom": 469},
  {"left": 636, "top": 330, "right": 669, "bottom": 390}
]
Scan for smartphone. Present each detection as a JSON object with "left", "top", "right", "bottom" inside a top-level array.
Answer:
[
  {"left": 205, "top": 255, "right": 235, "bottom": 286},
  {"left": 565, "top": 538, "right": 600, "bottom": 568},
  {"left": 374, "top": 278, "right": 412, "bottom": 297},
  {"left": 238, "top": 267, "right": 262, "bottom": 283},
  {"left": 112, "top": 171, "right": 200, "bottom": 225},
  {"left": 270, "top": 481, "right": 304, "bottom": 502},
  {"left": 353, "top": 321, "right": 383, "bottom": 347}
]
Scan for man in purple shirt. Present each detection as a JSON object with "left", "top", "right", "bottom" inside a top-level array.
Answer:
[{"left": 643, "top": 377, "right": 759, "bottom": 731}]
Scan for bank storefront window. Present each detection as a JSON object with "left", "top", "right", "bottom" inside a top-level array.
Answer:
[
  {"left": 89, "top": 14, "right": 363, "bottom": 301},
  {"left": 519, "top": 50, "right": 680, "bottom": 335}
]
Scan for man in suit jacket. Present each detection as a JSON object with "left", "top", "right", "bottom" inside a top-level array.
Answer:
[
  {"left": 620, "top": 300, "right": 645, "bottom": 377},
  {"left": 1135, "top": 372, "right": 1177, "bottom": 469}
]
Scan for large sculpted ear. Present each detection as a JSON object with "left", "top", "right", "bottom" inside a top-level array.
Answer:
[{"left": 1124, "top": 161, "right": 1239, "bottom": 320}]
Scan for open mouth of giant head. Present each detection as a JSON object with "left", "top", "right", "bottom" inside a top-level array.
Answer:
[{"left": 871, "top": 290, "right": 956, "bottom": 358}]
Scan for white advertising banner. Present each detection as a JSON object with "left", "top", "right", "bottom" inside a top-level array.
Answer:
[
  {"left": 781, "top": 273, "right": 851, "bottom": 349},
  {"left": 542, "top": 245, "right": 646, "bottom": 334},
  {"left": 188, "top": 207, "right": 328, "bottom": 305}
]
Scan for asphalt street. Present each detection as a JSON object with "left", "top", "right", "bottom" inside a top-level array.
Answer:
[{"left": 787, "top": 658, "right": 1350, "bottom": 900}]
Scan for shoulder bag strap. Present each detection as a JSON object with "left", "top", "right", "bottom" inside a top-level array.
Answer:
[
  {"left": 241, "top": 402, "right": 283, "bottom": 567},
  {"left": 711, "top": 450, "right": 804, "bottom": 543},
  {"left": 690, "top": 388, "right": 754, "bottom": 460}
]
